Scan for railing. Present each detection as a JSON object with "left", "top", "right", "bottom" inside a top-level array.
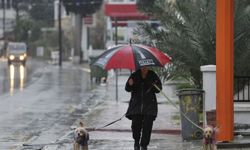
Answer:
[{"left": 234, "top": 76, "right": 250, "bottom": 102}]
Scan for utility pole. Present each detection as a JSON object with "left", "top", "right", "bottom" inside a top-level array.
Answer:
[
  {"left": 115, "top": 18, "right": 118, "bottom": 45},
  {"left": 2, "top": 0, "right": 5, "bottom": 57},
  {"left": 2, "top": 0, "right": 5, "bottom": 39},
  {"left": 115, "top": 17, "right": 118, "bottom": 101},
  {"left": 58, "top": 0, "right": 62, "bottom": 67}
]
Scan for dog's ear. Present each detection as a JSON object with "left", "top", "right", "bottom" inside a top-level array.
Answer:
[
  {"left": 213, "top": 126, "right": 219, "bottom": 135},
  {"left": 79, "top": 121, "right": 84, "bottom": 127},
  {"left": 215, "top": 125, "right": 219, "bottom": 130}
]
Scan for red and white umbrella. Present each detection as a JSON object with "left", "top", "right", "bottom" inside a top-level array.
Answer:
[
  {"left": 92, "top": 44, "right": 171, "bottom": 101},
  {"left": 92, "top": 44, "right": 171, "bottom": 71}
]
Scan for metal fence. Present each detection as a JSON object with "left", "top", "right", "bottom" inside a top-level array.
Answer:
[{"left": 234, "top": 76, "right": 250, "bottom": 102}]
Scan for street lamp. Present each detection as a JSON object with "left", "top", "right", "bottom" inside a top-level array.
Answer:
[{"left": 2, "top": 0, "right": 6, "bottom": 38}]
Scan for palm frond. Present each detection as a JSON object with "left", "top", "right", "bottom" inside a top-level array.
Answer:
[{"left": 133, "top": 0, "right": 250, "bottom": 86}]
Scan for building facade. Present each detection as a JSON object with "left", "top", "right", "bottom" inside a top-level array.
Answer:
[
  {"left": 0, "top": 0, "right": 15, "bottom": 39},
  {"left": 104, "top": 0, "right": 149, "bottom": 47}
]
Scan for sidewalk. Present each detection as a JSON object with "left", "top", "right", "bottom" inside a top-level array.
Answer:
[
  {"left": 29, "top": 64, "right": 250, "bottom": 150},
  {"left": 41, "top": 69, "right": 203, "bottom": 150},
  {"left": 75, "top": 72, "right": 202, "bottom": 150}
]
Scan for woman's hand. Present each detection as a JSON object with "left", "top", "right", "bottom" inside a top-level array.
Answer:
[{"left": 128, "top": 78, "right": 134, "bottom": 86}]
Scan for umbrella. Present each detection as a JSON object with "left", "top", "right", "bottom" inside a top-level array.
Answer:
[
  {"left": 91, "top": 44, "right": 171, "bottom": 101},
  {"left": 92, "top": 44, "right": 171, "bottom": 71}
]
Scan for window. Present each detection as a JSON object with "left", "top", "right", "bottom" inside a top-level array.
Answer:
[
  {"left": 0, "top": 0, "right": 4, "bottom": 8},
  {"left": 111, "top": 0, "right": 123, "bottom": 2},
  {"left": 0, "top": 0, "right": 12, "bottom": 9},
  {"left": 6, "top": 0, "right": 11, "bottom": 8}
]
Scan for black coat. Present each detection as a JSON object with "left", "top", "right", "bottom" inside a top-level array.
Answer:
[{"left": 125, "top": 69, "right": 162, "bottom": 120}]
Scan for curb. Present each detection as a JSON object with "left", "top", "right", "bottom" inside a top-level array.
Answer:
[
  {"left": 86, "top": 128, "right": 181, "bottom": 135},
  {"left": 217, "top": 142, "right": 250, "bottom": 149}
]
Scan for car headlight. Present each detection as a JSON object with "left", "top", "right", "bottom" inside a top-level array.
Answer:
[
  {"left": 9, "top": 55, "right": 15, "bottom": 60},
  {"left": 19, "top": 55, "right": 25, "bottom": 60}
]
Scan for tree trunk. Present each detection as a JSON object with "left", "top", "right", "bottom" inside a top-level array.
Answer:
[{"left": 15, "top": 5, "right": 19, "bottom": 40}]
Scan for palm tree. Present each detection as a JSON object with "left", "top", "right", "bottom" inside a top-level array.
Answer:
[
  {"left": 234, "top": 0, "right": 250, "bottom": 76},
  {"left": 135, "top": 0, "right": 250, "bottom": 88},
  {"left": 135, "top": 0, "right": 216, "bottom": 87}
]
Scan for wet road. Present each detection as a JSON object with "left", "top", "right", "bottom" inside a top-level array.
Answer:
[{"left": 0, "top": 59, "right": 96, "bottom": 149}]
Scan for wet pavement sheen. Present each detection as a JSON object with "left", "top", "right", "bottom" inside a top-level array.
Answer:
[{"left": 40, "top": 69, "right": 204, "bottom": 150}]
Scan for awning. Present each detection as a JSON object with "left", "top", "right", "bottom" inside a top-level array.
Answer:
[{"left": 105, "top": 3, "right": 149, "bottom": 21}]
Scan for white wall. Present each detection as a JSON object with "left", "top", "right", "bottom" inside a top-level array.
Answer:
[
  {"left": 54, "top": 0, "right": 68, "bottom": 21},
  {"left": 201, "top": 65, "right": 250, "bottom": 125},
  {"left": 200, "top": 65, "right": 216, "bottom": 111},
  {"left": 0, "top": 9, "right": 16, "bottom": 37}
]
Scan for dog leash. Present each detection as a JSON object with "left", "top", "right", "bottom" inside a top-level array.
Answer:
[
  {"left": 88, "top": 114, "right": 126, "bottom": 131},
  {"left": 23, "top": 114, "right": 127, "bottom": 148},
  {"left": 22, "top": 141, "right": 73, "bottom": 147},
  {"left": 153, "top": 83, "right": 204, "bottom": 131},
  {"left": 90, "top": 83, "right": 204, "bottom": 132},
  {"left": 87, "top": 89, "right": 143, "bottom": 132},
  {"left": 22, "top": 84, "right": 204, "bottom": 148}
]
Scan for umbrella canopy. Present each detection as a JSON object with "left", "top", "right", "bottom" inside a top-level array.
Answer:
[{"left": 92, "top": 44, "right": 171, "bottom": 70}]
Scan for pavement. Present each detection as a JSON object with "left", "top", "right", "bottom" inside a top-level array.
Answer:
[
  {"left": 77, "top": 69, "right": 250, "bottom": 150},
  {"left": 19, "top": 63, "right": 250, "bottom": 150},
  {"left": 40, "top": 68, "right": 203, "bottom": 150}
]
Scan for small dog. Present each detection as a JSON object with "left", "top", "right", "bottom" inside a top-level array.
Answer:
[
  {"left": 203, "top": 126, "right": 217, "bottom": 150},
  {"left": 73, "top": 122, "right": 89, "bottom": 150}
]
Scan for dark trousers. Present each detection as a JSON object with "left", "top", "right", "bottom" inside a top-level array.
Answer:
[{"left": 131, "top": 115, "right": 154, "bottom": 147}]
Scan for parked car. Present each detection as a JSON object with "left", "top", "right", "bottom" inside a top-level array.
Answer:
[{"left": 7, "top": 42, "right": 27, "bottom": 66}]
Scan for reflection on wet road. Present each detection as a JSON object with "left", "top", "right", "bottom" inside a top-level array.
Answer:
[
  {"left": 0, "top": 59, "right": 38, "bottom": 95},
  {"left": 0, "top": 60, "right": 96, "bottom": 150},
  {"left": 9, "top": 65, "right": 26, "bottom": 95},
  {"left": 0, "top": 59, "right": 49, "bottom": 96}
]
